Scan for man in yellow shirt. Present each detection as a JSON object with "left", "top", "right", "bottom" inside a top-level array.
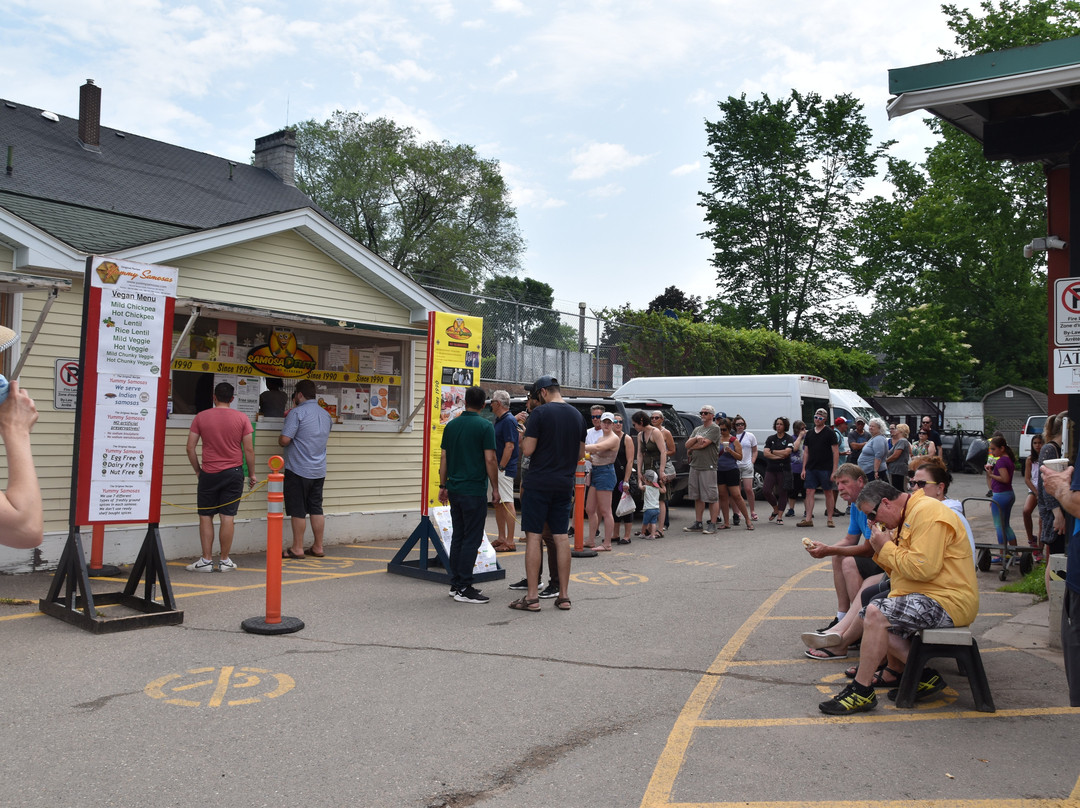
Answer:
[{"left": 819, "top": 480, "right": 978, "bottom": 715}]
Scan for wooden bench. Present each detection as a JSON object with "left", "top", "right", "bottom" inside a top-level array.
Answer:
[{"left": 895, "top": 626, "right": 996, "bottom": 712}]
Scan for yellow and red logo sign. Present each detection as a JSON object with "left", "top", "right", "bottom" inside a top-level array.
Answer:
[
  {"left": 444, "top": 318, "right": 472, "bottom": 340},
  {"left": 246, "top": 330, "right": 317, "bottom": 378}
]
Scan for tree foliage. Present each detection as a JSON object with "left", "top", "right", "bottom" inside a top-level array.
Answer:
[
  {"left": 699, "top": 91, "right": 888, "bottom": 342},
  {"left": 877, "top": 304, "right": 979, "bottom": 399},
  {"left": 596, "top": 307, "right": 877, "bottom": 393},
  {"left": 940, "top": 0, "right": 1080, "bottom": 57},
  {"left": 647, "top": 286, "right": 702, "bottom": 320},
  {"left": 294, "top": 111, "right": 524, "bottom": 291},
  {"left": 474, "top": 275, "right": 576, "bottom": 353}
]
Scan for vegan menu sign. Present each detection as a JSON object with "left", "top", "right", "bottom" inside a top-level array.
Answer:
[
  {"left": 75, "top": 257, "right": 178, "bottom": 524},
  {"left": 421, "top": 312, "right": 483, "bottom": 512}
]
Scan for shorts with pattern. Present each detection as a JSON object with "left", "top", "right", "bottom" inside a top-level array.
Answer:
[{"left": 861, "top": 592, "right": 953, "bottom": 639}]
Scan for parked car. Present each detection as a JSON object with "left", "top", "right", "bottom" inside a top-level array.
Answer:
[{"left": 1019, "top": 415, "right": 1047, "bottom": 459}]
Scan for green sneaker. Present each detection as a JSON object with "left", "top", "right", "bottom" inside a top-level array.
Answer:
[
  {"left": 888, "top": 668, "right": 947, "bottom": 702},
  {"left": 819, "top": 682, "right": 878, "bottom": 715}
]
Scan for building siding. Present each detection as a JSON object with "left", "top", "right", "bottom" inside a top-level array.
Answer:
[{"left": 4, "top": 232, "right": 429, "bottom": 568}]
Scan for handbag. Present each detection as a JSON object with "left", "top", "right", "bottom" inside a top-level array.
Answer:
[{"left": 616, "top": 486, "right": 636, "bottom": 517}]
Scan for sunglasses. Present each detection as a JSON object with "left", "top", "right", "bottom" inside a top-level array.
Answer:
[
  {"left": 734, "top": 422, "right": 745, "bottom": 427},
  {"left": 592, "top": 414, "right": 603, "bottom": 419},
  {"left": 614, "top": 420, "right": 623, "bottom": 425},
  {"left": 910, "top": 480, "right": 931, "bottom": 489},
  {"left": 814, "top": 416, "right": 825, "bottom": 421},
  {"left": 651, "top": 416, "right": 662, "bottom": 421},
  {"left": 699, "top": 410, "right": 711, "bottom": 415},
  {"left": 865, "top": 508, "right": 878, "bottom": 521},
  {"left": 719, "top": 428, "right": 730, "bottom": 433}
]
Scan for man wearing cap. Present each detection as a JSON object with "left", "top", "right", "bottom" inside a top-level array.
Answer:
[
  {"left": 489, "top": 390, "right": 519, "bottom": 553},
  {"left": 512, "top": 375, "right": 587, "bottom": 612},
  {"left": 848, "top": 418, "right": 869, "bottom": 467},
  {"left": 684, "top": 405, "right": 721, "bottom": 534},
  {"left": 798, "top": 407, "right": 840, "bottom": 529}
]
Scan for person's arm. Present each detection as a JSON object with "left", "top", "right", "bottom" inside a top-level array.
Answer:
[
  {"left": 242, "top": 432, "right": 257, "bottom": 487},
  {"left": 0, "top": 383, "right": 42, "bottom": 549},
  {"left": 655, "top": 432, "right": 667, "bottom": 471},
  {"left": 438, "top": 449, "right": 449, "bottom": 504},
  {"left": 750, "top": 438, "right": 758, "bottom": 466},
  {"left": 832, "top": 443, "right": 839, "bottom": 475},
  {"left": 887, "top": 445, "right": 903, "bottom": 463},
  {"left": 521, "top": 436, "right": 537, "bottom": 458},
  {"left": 485, "top": 448, "right": 500, "bottom": 504},
  {"left": 986, "top": 460, "right": 1012, "bottom": 484},
  {"left": 663, "top": 428, "right": 675, "bottom": 455},
  {"left": 726, "top": 435, "right": 742, "bottom": 461},
  {"left": 927, "top": 441, "right": 937, "bottom": 457},
  {"left": 498, "top": 440, "right": 514, "bottom": 471},
  {"left": 186, "top": 429, "right": 202, "bottom": 476},
  {"left": 1040, "top": 466, "right": 1079, "bottom": 515},
  {"left": 1025, "top": 457, "right": 1038, "bottom": 495},
  {"left": 806, "top": 534, "right": 873, "bottom": 558},
  {"left": 623, "top": 435, "right": 634, "bottom": 485},
  {"left": 594, "top": 433, "right": 621, "bottom": 453}
]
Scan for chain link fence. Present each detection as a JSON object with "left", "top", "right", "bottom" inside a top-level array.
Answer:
[{"left": 427, "top": 286, "right": 673, "bottom": 392}]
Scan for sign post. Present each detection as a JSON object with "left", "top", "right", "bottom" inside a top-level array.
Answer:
[
  {"left": 387, "top": 312, "right": 504, "bottom": 583},
  {"left": 39, "top": 257, "right": 184, "bottom": 633}
]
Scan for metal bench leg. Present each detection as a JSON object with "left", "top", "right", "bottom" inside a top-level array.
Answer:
[
  {"left": 894, "top": 635, "right": 925, "bottom": 709},
  {"left": 963, "top": 639, "right": 996, "bottom": 713}
]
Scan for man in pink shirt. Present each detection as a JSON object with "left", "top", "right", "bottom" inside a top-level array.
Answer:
[{"left": 185, "top": 382, "right": 257, "bottom": 572}]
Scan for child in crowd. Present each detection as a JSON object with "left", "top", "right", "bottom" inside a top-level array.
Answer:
[{"left": 641, "top": 469, "right": 664, "bottom": 538}]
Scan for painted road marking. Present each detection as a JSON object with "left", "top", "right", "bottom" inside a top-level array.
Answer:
[
  {"left": 638, "top": 561, "right": 1080, "bottom": 808},
  {"left": 145, "top": 666, "right": 294, "bottom": 707},
  {"left": 570, "top": 571, "right": 648, "bottom": 586}
]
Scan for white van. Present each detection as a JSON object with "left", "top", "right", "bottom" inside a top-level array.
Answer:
[
  {"left": 830, "top": 388, "right": 878, "bottom": 427},
  {"left": 611, "top": 374, "right": 830, "bottom": 448}
]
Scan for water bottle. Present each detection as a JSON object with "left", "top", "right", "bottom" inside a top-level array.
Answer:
[{"left": 0, "top": 375, "right": 8, "bottom": 407}]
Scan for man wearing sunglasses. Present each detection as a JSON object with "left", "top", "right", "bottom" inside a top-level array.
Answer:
[
  {"left": 799, "top": 408, "right": 840, "bottom": 529},
  {"left": 684, "top": 405, "right": 721, "bottom": 534},
  {"left": 818, "top": 480, "right": 977, "bottom": 714}
]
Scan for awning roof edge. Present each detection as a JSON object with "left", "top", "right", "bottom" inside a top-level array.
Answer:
[{"left": 175, "top": 298, "right": 428, "bottom": 339}]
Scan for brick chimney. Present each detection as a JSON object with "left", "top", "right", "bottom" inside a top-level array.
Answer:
[
  {"left": 253, "top": 129, "right": 296, "bottom": 186},
  {"left": 78, "top": 79, "right": 101, "bottom": 150}
]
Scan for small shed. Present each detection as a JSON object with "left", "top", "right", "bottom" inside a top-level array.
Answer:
[{"left": 981, "top": 385, "right": 1047, "bottom": 448}]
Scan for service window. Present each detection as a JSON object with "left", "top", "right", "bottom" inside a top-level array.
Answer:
[{"left": 168, "top": 314, "right": 409, "bottom": 429}]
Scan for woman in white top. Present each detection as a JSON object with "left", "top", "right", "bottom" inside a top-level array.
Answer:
[{"left": 733, "top": 414, "right": 759, "bottom": 521}]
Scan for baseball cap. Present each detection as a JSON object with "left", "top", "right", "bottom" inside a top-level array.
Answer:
[
  {"left": 834, "top": 417, "right": 847, "bottom": 426},
  {"left": 644, "top": 469, "right": 658, "bottom": 482},
  {"left": 600, "top": 412, "right": 616, "bottom": 422},
  {"left": 532, "top": 375, "right": 558, "bottom": 392},
  {"left": 814, "top": 407, "right": 828, "bottom": 418},
  {"left": 855, "top": 417, "right": 866, "bottom": 425}
]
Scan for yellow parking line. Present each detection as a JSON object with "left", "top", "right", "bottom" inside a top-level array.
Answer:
[{"left": 695, "top": 705, "right": 1080, "bottom": 728}]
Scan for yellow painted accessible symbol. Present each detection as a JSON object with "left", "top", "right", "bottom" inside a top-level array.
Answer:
[
  {"left": 145, "top": 666, "right": 294, "bottom": 707},
  {"left": 570, "top": 571, "right": 648, "bottom": 586}
]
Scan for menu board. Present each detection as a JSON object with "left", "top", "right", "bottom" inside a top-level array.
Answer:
[
  {"left": 76, "top": 257, "right": 178, "bottom": 524},
  {"left": 421, "top": 312, "right": 483, "bottom": 513}
]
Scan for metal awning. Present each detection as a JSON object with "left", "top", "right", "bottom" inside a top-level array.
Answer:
[
  {"left": 0, "top": 271, "right": 72, "bottom": 293},
  {"left": 174, "top": 298, "right": 428, "bottom": 340},
  {"left": 887, "top": 35, "right": 1080, "bottom": 166}
]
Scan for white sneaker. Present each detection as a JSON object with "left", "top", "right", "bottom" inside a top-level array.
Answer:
[
  {"left": 186, "top": 558, "right": 214, "bottom": 573},
  {"left": 218, "top": 558, "right": 237, "bottom": 572}
]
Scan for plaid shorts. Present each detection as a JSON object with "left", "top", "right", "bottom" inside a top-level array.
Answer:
[{"left": 861, "top": 592, "right": 953, "bottom": 639}]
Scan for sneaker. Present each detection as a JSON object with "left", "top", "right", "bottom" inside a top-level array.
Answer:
[
  {"left": 508, "top": 578, "right": 530, "bottom": 590},
  {"left": 453, "top": 586, "right": 490, "bottom": 604},
  {"left": 816, "top": 616, "right": 840, "bottom": 633},
  {"left": 732, "top": 513, "right": 740, "bottom": 526},
  {"left": 796, "top": 518, "right": 814, "bottom": 527},
  {"left": 785, "top": 508, "right": 795, "bottom": 517},
  {"left": 538, "top": 581, "right": 560, "bottom": 599},
  {"left": 683, "top": 521, "right": 704, "bottom": 532},
  {"left": 448, "top": 586, "right": 459, "bottom": 597},
  {"left": 186, "top": 558, "right": 214, "bottom": 573},
  {"left": 818, "top": 682, "right": 878, "bottom": 715},
  {"left": 702, "top": 522, "right": 715, "bottom": 534},
  {"left": 218, "top": 558, "right": 237, "bottom": 572},
  {"left": 887, "top": 668, "right": 947, "bottom": 702}
]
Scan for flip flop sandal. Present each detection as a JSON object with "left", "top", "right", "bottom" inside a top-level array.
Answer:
[
  {"left": 769, "top": 512, "right": 777, "bottom": 521},
  {"left": 751, "top": 513, "right": 759, "bottom": 521},
  {"left": 804, "top": 648, "right": 848, "bottom": 660},
  {"left": 306, "top": 547, "right": 325, "bottom": 558},
  {"left": 802, "top": 630, "right": 844, "bottom": 650},
  {"left": 555, "top": 597, "right": 571, "bottom": 611},
  {"left": 776, "top": 519, "right": 783, "bottom": 525},
  {"left": 283, "top": 549, "right": 305, "bottom": 560},
  {"left": 508, "top": 596, "right": 540, "bottom": 612},
  {"left": 745, "top": 523, "right": 755, "bottom": 531},
  {"left": 846, "top": 662, "right": 884, "bottom": 679}
]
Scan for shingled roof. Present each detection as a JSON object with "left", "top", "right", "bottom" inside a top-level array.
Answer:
[{"left": 0, "top": 93, "right": 321, "bottom": 253}]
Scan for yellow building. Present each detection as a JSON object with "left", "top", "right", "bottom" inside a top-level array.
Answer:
[{"left": 0, "top": 81, "right": 447, "bottom": 572}]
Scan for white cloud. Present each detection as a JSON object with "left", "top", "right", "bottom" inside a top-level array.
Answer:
[
  {"left": 670, "top": 161, "right": 700, "bottom": 177},
  {"left": 569, "top": 143, "right": 649, "bottom": 181},
  {"left": 494, "top": 70, "right": 519, "bottom": 90},
  {"left": 587, "top": 183, "right": 624, "bottom": 199},
  {"left": 491, "top": 0, "right": 529, "bottom": 15}
]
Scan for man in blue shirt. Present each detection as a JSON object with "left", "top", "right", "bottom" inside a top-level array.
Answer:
[
  {"left": 1040, "top": 462, "right": 1080, "bottom": 706},
  {"left": 490, "top": 389, "right": 519, "bottom": 553},
  {"left": 279, "top": 379, "right": 332, "bottom": 559}
]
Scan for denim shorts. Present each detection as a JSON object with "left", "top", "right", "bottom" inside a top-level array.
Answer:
[
  {"left": 590, "top": 463, "right": 616, "bottom": 491},
  {"left": 803, "top": 468, "right": 835, "bottom": 491},
  {"left": 521, "top": 486, "right": 574, "bottom": 535}
]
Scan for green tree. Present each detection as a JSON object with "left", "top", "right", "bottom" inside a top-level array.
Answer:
[
  {"left": 940, "top": 0, "right": 1080, "bottom": 57},
  {"left": 647, "top": 286, "right": 703, "bottom": 320},
  {"left": 877, "top": 304, "right": 979, "bottom": 399},
  {"left": 473, "top": 275, "right": 571, "bottom": 353},
  {"left": 699, "top": 91, "right": 888, "bottom": 342},
  {"left": 294, "top": 111, "right": 524, "bottom": 291}
]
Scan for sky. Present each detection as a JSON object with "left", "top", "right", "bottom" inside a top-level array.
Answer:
[{"left": 4, "top": 0, "right": 971, "bottom": 315}]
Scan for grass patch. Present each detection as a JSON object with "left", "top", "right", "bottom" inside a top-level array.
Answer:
[
  {"left": 998, "top": 562, "right": 1048, "bottom": 600},
  {"left": 0, "top": 597, "right": 34, "bottom": 605}
]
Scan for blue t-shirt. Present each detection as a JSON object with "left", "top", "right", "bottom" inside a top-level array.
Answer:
[
  {"left": 523, "top": 402, "right": 588, "bottom": 493},
  {"left": 847, "top": 505, "right": 871, "bottom": 541},
  {"left": 282, "top": 399, "right": 332, "bottom": 479},
  {"left": 493, "top": 410, "right": 519, "bottom": 477}
]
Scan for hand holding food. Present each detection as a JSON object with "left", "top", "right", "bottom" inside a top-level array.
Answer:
[{"left": 801, "top": 536, "right": 814, "bottom": 549}]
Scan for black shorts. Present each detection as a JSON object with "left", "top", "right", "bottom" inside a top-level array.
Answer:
[
  {"left": 717, "top": 467, "right": 740, "bottom": 488},
  {"left": 197, "top": 466, "right": 244, "bottom": 517},
  {"left": 855, "top": 555, "right": 884, "bottom": 580},
  {"left": 284, "top": 469, "right": 325, "bottom": 518}
]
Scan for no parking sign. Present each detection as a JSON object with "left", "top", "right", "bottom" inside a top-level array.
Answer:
[{"left": 54, "top": 358, "right": 79, "bottom": 410}]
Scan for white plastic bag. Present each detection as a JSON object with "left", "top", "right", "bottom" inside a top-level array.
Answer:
[
  {"left": 616, "top": 488, "right": 636, "bottom": 517},
  {"left": 430, "top": 505, "right": 498, "bottom": 574}
]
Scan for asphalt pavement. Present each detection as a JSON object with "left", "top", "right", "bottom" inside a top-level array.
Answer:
[{"left": 1, "top": 471, "right": 1077, "bottom": 808}]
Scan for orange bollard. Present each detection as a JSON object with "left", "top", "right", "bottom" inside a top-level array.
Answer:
[
  {"left": 571, "top": 458, "right": 596, "bottom": 558},
  {"left": 241, "top": 456, "right": 304, "bottom": 635}
]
